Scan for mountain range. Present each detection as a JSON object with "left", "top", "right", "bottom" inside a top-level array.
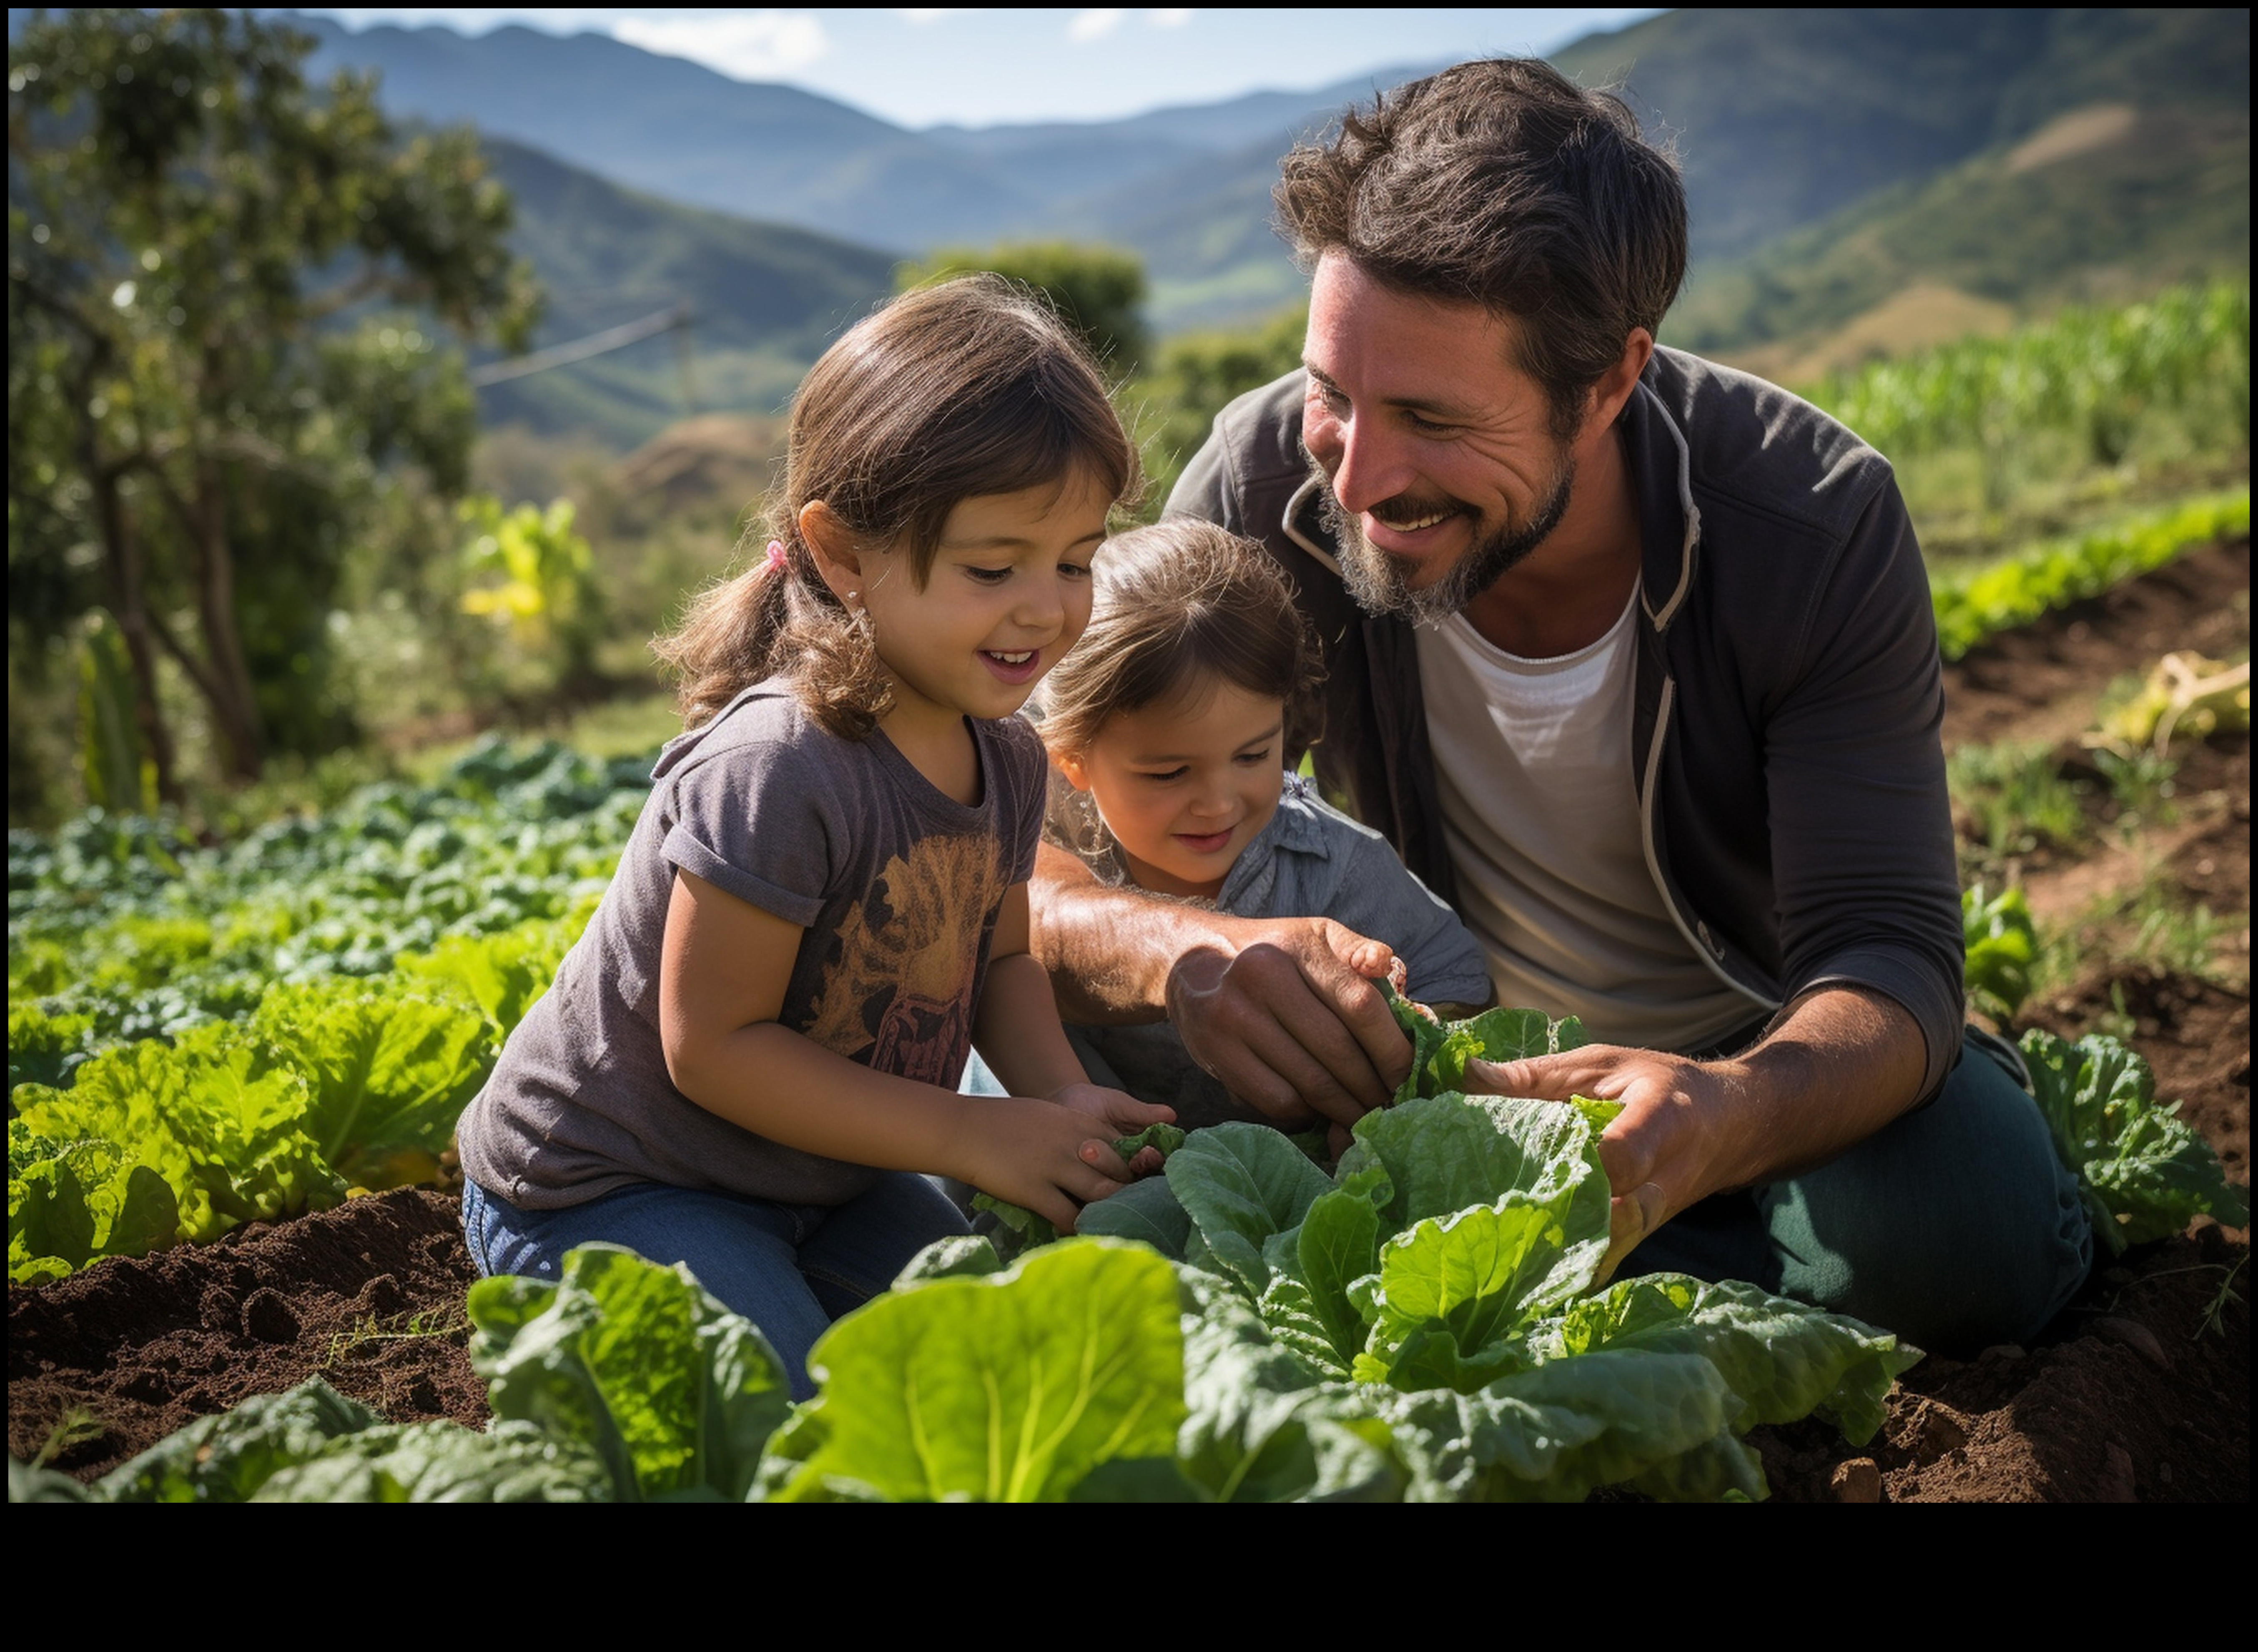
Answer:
[{"left": 289, "top": 8, "right": 2248, "bottom": 446}]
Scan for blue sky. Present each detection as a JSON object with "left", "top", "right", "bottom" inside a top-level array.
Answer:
[{"left": 300, "top": 8, "right": 1666, "bottom": 127}]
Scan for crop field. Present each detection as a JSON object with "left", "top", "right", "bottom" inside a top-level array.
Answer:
[{"left": 8, "top": 518, "right": 2248, "bottom": 1502}]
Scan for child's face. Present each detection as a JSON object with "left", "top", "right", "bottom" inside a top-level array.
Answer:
[
  {"left": 1059, "top": 679, "right": 1287, "bottom": 900},
  {"left": 861, "top": 468, "right": 1112, "bottom": 728}
]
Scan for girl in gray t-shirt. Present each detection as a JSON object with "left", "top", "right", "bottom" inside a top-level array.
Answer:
[
  {"left": 457, "top": 279, "right": 1172, "bottom": 1395},
  {"left": 1034, "top": 520, "right": 1491, "bottom": 1131}
]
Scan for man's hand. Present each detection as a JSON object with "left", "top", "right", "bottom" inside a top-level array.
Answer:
[
  {"left": 1166, "top": 916, "right": 1412, "bottom": 1128},
  {"left": 1467, "top": 986, "right": 1929, "bottom": 1280},
  {"left": 1468, "top": 1045, "right": 1743, "bottom": 1282}
]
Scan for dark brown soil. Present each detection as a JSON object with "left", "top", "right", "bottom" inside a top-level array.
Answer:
[
  {"left": 7, "top": 1190, "right": 483, "bottom": 1481},
  {"left": 1940, "top": 537, "right": 2250, "bottom": 751},
  {"left": 1744, "top": 537, "right": 2253, "bottom": 1503}
]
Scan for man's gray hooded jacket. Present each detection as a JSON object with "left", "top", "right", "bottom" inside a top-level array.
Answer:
[{"left": 1166, "top": 349, "right": 1966, "bottom": 1100}]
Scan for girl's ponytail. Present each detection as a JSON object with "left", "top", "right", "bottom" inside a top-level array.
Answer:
[
  {"left": 654, "top": 527, "right": 888, "bottom": 736},
  {"left": 655, "top": 273, "right": 1136, "bottom": 738}
]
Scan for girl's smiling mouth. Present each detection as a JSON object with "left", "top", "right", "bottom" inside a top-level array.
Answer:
[
  {"left": 979, "top": 648, "right": 1041, "bottom": 683},
  {"left": 1173, "top": 827, "right": 1235, "bottom": 854}
]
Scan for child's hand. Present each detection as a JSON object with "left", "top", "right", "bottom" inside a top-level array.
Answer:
[
  {"left": 957, "top": 1097, "right": 1149, "bottom": 1234},
  {"left": 1048, "top": 1082, "right": 1176, "bottom": 1176}
]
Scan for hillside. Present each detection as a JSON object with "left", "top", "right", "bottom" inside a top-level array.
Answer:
[
  {"left": 1665, "top": 8, "right": 2251, "bottom": 372},
  {"left": 302, "top": 8, "right": 2250, "bottom": 345},
  {"left": 476, "top": 141, "right": 893, "bottom": 447}
]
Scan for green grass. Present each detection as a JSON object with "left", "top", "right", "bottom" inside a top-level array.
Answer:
[{"left": 1948, "top": 740, "right": 2090, "bottom": 862}]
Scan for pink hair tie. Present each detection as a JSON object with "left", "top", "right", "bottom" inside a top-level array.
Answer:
[{"left": 763, "top": 539, "right": 787, "bottom": 575}]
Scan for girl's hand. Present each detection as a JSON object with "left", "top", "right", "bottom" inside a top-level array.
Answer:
[
  {"left": 956, "top": 1097, "right": 1149, "bottom": 1234},
  {"left": 1048, "top": 1082, "right": 1175, "bottom": 1177}
]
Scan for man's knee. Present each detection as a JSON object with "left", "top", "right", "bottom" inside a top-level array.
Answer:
[{"left": 1761, "top": 1033, "right": 2093, "bottom": 1355}]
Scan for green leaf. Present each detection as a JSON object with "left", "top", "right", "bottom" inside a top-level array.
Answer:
[
  {"left": 96, "top": 1379, "right": 382, "bottom": 1503},
  {"left": 8, "top": 1003, "right": 95, "bottom": 1096},
  {"left": 969, "top": 1191, "right": 1061, "bottom": 1260},
  {"left": 1336, "top": 1092, "right": 1615, "bottom": 1243},
  {"left": 392, "top": 917, "right": 577, "bottom": 1038},
  {"left": 248, "top": 981, "right": 496, "bottom": 1182},
  {"left": 1292, "top": 1161, "right": 1391, "bottom": 1368},
  {"left": 1384, "top": 985, "right": 1448, "bottom": 1105},
  {"left": 1075, "top": 1172, "right": 1193, "bottom": 1258},
  {"left": 2021, "top": 1029, "right": 2250, "bottom": 1253},
  {"left": 1161, "top": 1123, "right": 1337, "bottom": 1301},
  {"left": 1175, "top": 1268, "right": 1402, "bottom": 1503},
  {"left": 763, "top": 1239, "right": 1187, "bottom": 1503},
  {"left": 1540, "top": 1273, "right": 1920, "bottom": 1446},
  {"left": 13, "top": 1036, "right": 340, "bottom": 1250},
  {"left": 1359, "top": 1194, "right": 1603, "bottom": 1387},
  {"left": 468, "top": 1244, "right": 791, "bottom": 1502},
  {"left": 893, "top": 1233, "right": 1004, "bottom": 1287},
  {"left": 247, "top": 1420, "right": 613, "bottom": 1504},
  {"left": 1371, "top": 1351, "right": 1740, "bottom": 1503},
  {"left": 9, "top": 1117, "right": 183, "bottom": 1283}
]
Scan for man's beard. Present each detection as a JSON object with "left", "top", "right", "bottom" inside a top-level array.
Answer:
[{"left": 1313, "top": 455, "right": 1575, "bottom": 625}]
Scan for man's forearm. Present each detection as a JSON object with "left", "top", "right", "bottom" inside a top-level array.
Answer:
[
  {"left": 1030, "top": 841, "right": 1242, "bottom": 1025},
  {"left": 1713, "top": 985, "right": 1929, "bottom": 1193}
]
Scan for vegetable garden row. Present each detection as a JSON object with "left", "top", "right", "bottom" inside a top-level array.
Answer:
[{"left": 9, "top": 529, "right": 2250, "bottom": 1501}]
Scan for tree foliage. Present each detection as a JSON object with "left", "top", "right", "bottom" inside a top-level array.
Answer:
[
  {"left": 7, "top": 8, "right": 540, "bottom": 792},
  {"left": 898, "top": 240, "right": 1150, "bottom": 374}
]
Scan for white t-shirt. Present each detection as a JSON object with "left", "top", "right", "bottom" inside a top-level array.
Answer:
[{"left": 1415, "top": 586, "right": 1761, "bottom": 1052}]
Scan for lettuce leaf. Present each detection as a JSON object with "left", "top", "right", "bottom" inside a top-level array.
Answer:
[
  {"left": 468, "top": 1243, "right": 792, "bottom": 1502},
  {"left": 246, "top": 982, "right": 495, "bottom": 1187},
  {"left": 12, "top": 1036, "right": 340, "bottom": 1248},
  {"left": 763, "top": 1239, "right": 1187, "bottom": 1503},
  {"left": 8, "top": 1117, "right": 181, "bottom": 1284},
  {"left": 1535, "top": 1273, "right": 1919, "bottom": 1446},
  {"left": 246, "top": 1420, "right": 612, "bottom": 1503},
  {"left": 97, "top": 1379, "right": 382, "bottom": 1503},
  {"left": 2020, "top": 1028, "right": 2250, "bottom": 1253}
]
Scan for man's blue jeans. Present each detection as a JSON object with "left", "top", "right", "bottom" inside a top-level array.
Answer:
[
  {"left": 462, "top": 1172, "right": 970, "bottom": 1399},
  {"left": 1628, "top": 1028, "right": 2093, "bottom": 1354}
]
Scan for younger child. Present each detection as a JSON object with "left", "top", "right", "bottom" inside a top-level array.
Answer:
[
  {"left": 456, "top": 277, "right": 1170, "bottom": 1393},
  {"left": 1039, "top": 519, "right": 1491, "bottom": 1129}
]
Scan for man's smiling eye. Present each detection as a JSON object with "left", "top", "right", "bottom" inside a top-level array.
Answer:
[{"left": 1405, "top": 410, "right": 1455, "bottom": 434}]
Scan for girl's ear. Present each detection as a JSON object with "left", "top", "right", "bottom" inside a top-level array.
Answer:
[
  {"left": 798, "top": 501, "right": 865, "bottom": 607},
  {"left": 1054, "top": 750, "right": 1093, "bottom": 793}
]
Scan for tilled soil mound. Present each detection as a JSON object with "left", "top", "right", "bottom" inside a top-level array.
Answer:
[{"left": 8, "top": 1190, "right": 483, "bottom": 1481}]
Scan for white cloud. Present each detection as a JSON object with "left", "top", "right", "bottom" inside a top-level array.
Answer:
[
  {"left": 611, "top": 11, "right": 829, "bottom": 80},
  {"left": 1149, "top": 8, "right": 1194, "bottom": 25},
  {"left": 1067, "top": 8, "right": 1125, "bottom": 42}
]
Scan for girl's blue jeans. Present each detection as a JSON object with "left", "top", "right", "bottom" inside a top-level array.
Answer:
[{"left": 462, "top": 1172, "right": 969, "bottom": 1399}]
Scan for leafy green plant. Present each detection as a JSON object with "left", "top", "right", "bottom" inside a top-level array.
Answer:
[
  {"left": 468, "top": 1243, "right": 793, "bottom": 1502},
  {"left": 1962, "top": 883, "right": 2039, "bottom": 1022},
  {"left": 1948, "top": 740, "right": 2087, "bottom": 858},
  {"left": 2020, "top": 1027, "right": 2249, "bottom": 1256},
  {"left": 1929, "top": 488, "right": 2249, "bottom": 660}
]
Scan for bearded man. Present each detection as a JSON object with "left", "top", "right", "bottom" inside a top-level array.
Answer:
[{"left": 1032, "top": 58, "right": 2092, "bottom": 1351}]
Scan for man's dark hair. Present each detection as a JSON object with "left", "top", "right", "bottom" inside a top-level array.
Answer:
[{"left": 1276, "top": 58, "right": 1686, "bottom": 437}]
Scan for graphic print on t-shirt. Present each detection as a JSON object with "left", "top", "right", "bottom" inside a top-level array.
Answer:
[{"left": 803, "top": 832, "right": 1003, "bottom": 1086}]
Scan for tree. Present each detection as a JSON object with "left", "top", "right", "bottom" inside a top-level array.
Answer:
[
  {"left": 7, "top": 8, "right": 539, "bottom": 791},
  {"left": 898, "top": 241, "right": 1150, "bottom": 374}
]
